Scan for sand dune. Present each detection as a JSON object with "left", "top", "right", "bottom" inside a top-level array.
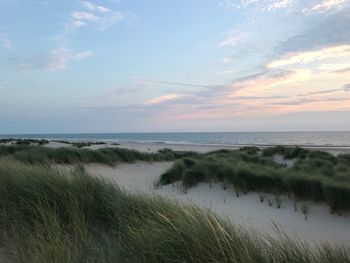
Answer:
[{"left": 84, "top": 162, "right": 350, "bottom": 245}]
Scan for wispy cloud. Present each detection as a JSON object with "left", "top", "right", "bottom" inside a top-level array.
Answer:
[
  {"left": 145, "top": 94, "right": 184, "bottom": 105},
  {"left": 220, "top": 0, "right": 293, "bottom": 11},
  {"left": 268, "top": 45, "right": 350, "bottom": 68},
  {"left": 67, "top": 2, "right": 126, "bottom": 32},
  {"left": 46, "top": 49, "right": 92, "bottom": 72},
  {"left": 275, "top": 9, "right": 350, "bottom": 54},
  {"left": 265, "top": 0, "right": 293, "bottom": 11},
  {"left": 0, "top": 32, "right": 13, "bottom": 50},
  {"left": 19, "top": 49, "right": 92, "bottom": 72},
  {"left": 72, "top": 11, "right": 99, "bottom": 21},
  {"left": 271, "top": 97, "right": 349, "bottom": 106},
  {"left": 82, "top": 1, "right": 110, "bottom": 13},
  {"left": 344, "top": 83, "right": 350, "bottom": 91},
  {"left": 220, "top": 0, "right": 259, "bottom": 10},
  {"left": 221, "top": 57, "right": 234, "bottom": 64},
  {"left": 218, "top": 31, "right": 248, "bottom": 47},
  {"left": 318, "top": 63, "right": 350, "bottom": 71},
  {"left": 134, "top": 78, "right": 225, "bottom": 89},
  {"left": 230, "top": 69, "right": 311, "bottom": 92},
  {"left": 45, "top": 1, "right": 132, "bottom": 72},
  {"left": 304, "top": 0, "right": 348, "bottom": 13}
]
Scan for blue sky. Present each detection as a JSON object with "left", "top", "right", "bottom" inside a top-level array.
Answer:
[{"left": 0, "top": 0, "right": 350, "bottom": 133}]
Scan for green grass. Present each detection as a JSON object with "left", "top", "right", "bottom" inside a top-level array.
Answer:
[
  {"left": 159, "top": 146, "right": 350, "bottom": 214},
  {"left": 0, "top": 159, "right": 349, "bottom": 262},
  {"left": 70, "top": 141, "right": 106, "bottom": 148},
  {"left": 0, "top": 145, "right": 198, "bottom": 165},
  {"left": 0, "top": 138, "right": 49, "bottom": 145}
]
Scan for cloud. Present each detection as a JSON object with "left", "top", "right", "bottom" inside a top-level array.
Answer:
[
  {"left": 19, "top": 49, "right": 92, "bottom": 72},
  {"left": 220, "top": 0, "right": 259, "bottom": 10},
  {"left": 318, "top": 63, "right": 350, "bottom": 71},
  {"left": 268, "top": 45, "right": 350, "bottom": 68},
  {"left": 220, "top": 0, "right": 293, "bottom": 11},
  {"left": 333, "top": 67, "right": 350, "bottom": 73},
  {"left": 344, "top": 83, "right": 350, "bottom": 91},
  {"left": 0, "top": 32, "right": 13, "bottom": 50},
  {"left": 271, "top": 97, "right": 349, "bottom": 106},
  {"left": 68, "top": 20, "right": 87, "bottom": 29},
  {"left": 218, "top": 31, "right": 248, "bottom": 47},
  {"left": 72, "top": 11, "right": 99, "bottom": 21},
  {"left": 45, "top": 49, "right": 71, "bottom": 72},
  {"left": 265, "top": 0, "right": 292, "bottom": 11},
  {"left": 275, "top": 9, "right": 350, "bottom": 54},
  {"left": 221, "top": 57, "right": 234, "bottom": 64},
  {"left": 48, "top": 49, "right": 92, "bottom": 71},
  {"left": 145, "top": 94, "right": 184, "bottom": 105},
  {"left": 230, "top": 69, "right": 310, "bottom": 92},
  {"left": 301, "top": 88, "right": 340, "bottom": 96},
  {"left": 134, "top": 78, "right": 224, "bottom": 89},
  {"left": 67, "top": 2, "right": 126, "bottom": 32},
  {"left": 74, "top": 50, "right": 93, "bottom": 60},
  {"left": 216, "top": 69, "right": 237, "bottom": 75},
  {"left": 304, "top": 0, "right": 348, "bottom": 13},
  {"left": 82, "top": 1, "right": 110, "bottom": 13}
]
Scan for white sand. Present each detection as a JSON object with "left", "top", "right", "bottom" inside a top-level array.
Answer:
[
  {"left": 84, "top": 162, "right": 350, "bottom": 245},
  {"left": 3, "top": 139, "right": 350, "bottom": 244}
]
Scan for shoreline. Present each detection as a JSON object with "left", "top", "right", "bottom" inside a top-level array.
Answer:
[{"left": 6, "top": 137, "right": 350, "bottom": 148}]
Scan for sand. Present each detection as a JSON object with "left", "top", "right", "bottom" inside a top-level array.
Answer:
[
  {"left": 3, "top": 139, "right": 350, "bottom": 244},
  {"left": 83, "top": 162, "right": 350, "bottom": 245}
]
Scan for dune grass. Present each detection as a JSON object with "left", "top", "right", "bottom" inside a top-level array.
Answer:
[
  {"left": 0, "top": 145, "right": 197, "bottom": 165},
  {"left": 0, "top": 138, "right": 49, "bottom": 145},
  {"left": 70, "top": 141, "right": 106, "bottom": 148},
  {"left": 159, "top": 147, "right": 350, "bottom": 214},
  {"left": 0, "top": 159, "right": 350, "bottom": 262}
]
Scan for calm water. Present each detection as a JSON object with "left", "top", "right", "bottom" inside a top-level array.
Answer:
[{"left": 1, "top": 132, "right": 350, "bottom": 147}]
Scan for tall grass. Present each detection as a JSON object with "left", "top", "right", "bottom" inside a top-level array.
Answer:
[
  {"left": 0, "top": 138, "right": 49, "bottom": 145},
  {"left": 0, "top": 145, "right": 197, "bottom": 165},
  {"left": 159, "top": 147, "right": 350, "bottom": 214},
  {"left": 0, "top": 159, "right": 349, "bottom": 262}
]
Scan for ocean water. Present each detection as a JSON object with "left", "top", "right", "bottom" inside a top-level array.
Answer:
[{"left": 1, "top": 132, "right": 350, "bottom": 147}]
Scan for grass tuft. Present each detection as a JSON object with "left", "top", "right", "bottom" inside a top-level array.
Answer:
[{"left": 159, "top": 146, "right": 350, "bottom": 214}]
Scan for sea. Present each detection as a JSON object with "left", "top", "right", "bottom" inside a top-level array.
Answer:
[{"left": 1, "top": 132, "right": 350, "bottom": 147}]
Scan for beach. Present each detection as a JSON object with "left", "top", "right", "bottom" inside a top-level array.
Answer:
[
  {"left": 2, "top": 138, "right": 350, "bottom": 261},
  {"left": 77, "top": 161, "right": 350, "bottom": 244},
  {"left": 47, "top": 140, "right": 350, "bottom": 244}
]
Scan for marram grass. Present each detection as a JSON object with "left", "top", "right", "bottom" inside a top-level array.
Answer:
[
  {"left": 0, "top": 159, "right": 350, "bottom": 262},
  {"left": 0, "top": 144, "right": 198, "bottom": 165},
  {"left": 159, "top": 147, "right": 350, "bottom": 214}
]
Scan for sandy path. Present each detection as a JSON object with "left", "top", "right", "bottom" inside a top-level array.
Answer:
[{"left": 84, "top": 162, "right": 350, "bottom": 245}]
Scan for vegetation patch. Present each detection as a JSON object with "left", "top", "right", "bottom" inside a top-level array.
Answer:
[
  {"left": 0, "top": 145, "right": 197, "bottom": 165},
  {"left": 159, "top": 146, "right": 350, "bottom": 214},
  {"left": 0, "top": 159, "right": 349, "bottom": 262},
  {"left": 0, "top": 138, "right": 49, "bottom": 145}
]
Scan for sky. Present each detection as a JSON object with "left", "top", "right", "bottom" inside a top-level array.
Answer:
[{"left": 0, "top": 0, "right": 350, "bottom": 133}]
